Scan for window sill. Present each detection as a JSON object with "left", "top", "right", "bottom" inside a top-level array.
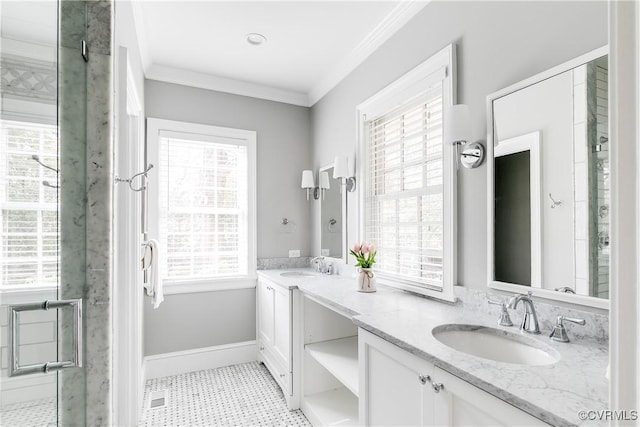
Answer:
[
  {"left": 377, "top": 275, "right": 456, "bottom": 303},
  {"left": 0, "top": 285, "right": 58, "bottom": 304},
  {"left": 161, "top": 276, "right": 257, "bottom": 295}
]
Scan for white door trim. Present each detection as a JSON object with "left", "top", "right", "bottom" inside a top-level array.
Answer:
[
  {"left": 113, "top": 45, "right": 144, "bottom": 427},
  {"left": 608, "top": 0, "right": 640, "bottom": 413}
]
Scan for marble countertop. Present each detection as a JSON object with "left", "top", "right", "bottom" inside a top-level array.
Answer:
[
  {"left": 260, "top": 269, "right": 609, "bottom": 426},
  {"left": 257, "top": 268, "right": 322, "bottom": 290}
]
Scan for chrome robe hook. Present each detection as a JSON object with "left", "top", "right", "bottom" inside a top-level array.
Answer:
[{"left": 115, "top": 164, "right": 154, "bottom": 192}]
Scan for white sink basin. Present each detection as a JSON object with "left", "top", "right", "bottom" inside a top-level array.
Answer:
[
  {"left": 432, "top": 324, "right": 560, "bottom": 366},
  {"left": 280, "top": 271, "right": 315, "bottom": 278}
]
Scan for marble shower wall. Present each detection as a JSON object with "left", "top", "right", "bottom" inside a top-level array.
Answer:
[
  {"left": 59, "top": 1, "right": 113, "bottom": 425},
  {"left": 85, "top": 2, "right": 113, "bottom": 425}
]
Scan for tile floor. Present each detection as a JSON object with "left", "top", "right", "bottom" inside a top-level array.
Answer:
[
  {"left": 140, "top": 361, "right": 311, "bottom": 426},
  {"left": 0, "top": 397, "right": 56, "bottom": 427}
]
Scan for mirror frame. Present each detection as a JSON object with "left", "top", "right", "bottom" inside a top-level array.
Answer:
[
  {"left": 486, "top": 45, "right": 609, "bottom": 310},
  {"left": 318, "top": 163, "right": 347, "bottom": 264}
]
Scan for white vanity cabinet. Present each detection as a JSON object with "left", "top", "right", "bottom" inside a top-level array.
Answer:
[
  {"left": 257, "top": 277, "right": 293, "bottom": 400},
  {"left": 432, "top": 367, "right": 549, "bottom": 427},
  {"left": 359, "top": 329, "right": 549, "bottom": 427},
  {"left": 359, "top": 329, "right": 434, "bottom": 426}
]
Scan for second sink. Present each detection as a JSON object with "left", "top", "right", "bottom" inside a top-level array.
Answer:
[{"left": 432, "top": 324, "right": 560, "bottom": 366}]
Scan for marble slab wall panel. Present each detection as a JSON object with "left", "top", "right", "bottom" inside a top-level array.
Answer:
[
  {"left": 257, "top": 257, "right": 313, "bottom": 270},
  {"left": 58, "top": 1, "right": 88, "bottom": 422},
  {"left": 59, "top": 1, "right": 113, "bottom": 425},
  {"left": 84, "top": 2, "right": 113, "bottom": 425}
]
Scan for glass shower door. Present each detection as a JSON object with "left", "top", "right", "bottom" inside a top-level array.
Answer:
[{"left": 0, "top": 1, "right": 87, "bottom": 425}]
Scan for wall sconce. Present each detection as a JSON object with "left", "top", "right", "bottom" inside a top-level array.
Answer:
[
  {"left": 316, "top": 171, "right": 330, "bottom": 200},
  {"left": 333, "top": 156, "right": 356, "bottom": 192},
  {"left": 445, "top": 104, "right": 485, "bottom": 169},
  {"left": 301, "top": 170, "right": 315, "bottom": 200}
]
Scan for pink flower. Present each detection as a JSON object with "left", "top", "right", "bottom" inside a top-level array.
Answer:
[
  {"left": 361, "top": 242, "right": 370, "bottom": 253},
  {"left": 368, "top": 243, "right": 378, "bottom": 253},
  {"left": 353, "top": 243, "right": 362, "bottom": 252}
]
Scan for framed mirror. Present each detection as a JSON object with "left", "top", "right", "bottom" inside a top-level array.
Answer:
[
  {"left": 487, "top": 46, "right": 609, "bottom": 309},
  {"left": 319, "top": 164, "right": 346, "bottom": 262}
]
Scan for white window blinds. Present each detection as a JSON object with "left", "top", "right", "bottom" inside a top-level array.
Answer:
[
  {"left": 364, "top": 84, "right": 445, "bottom": 289},
  {"left": 1, "top": 120, "right": 59, "bottom": 289},
  {"left": 158, "top": 134, "right": 249, "bottom": 280}
]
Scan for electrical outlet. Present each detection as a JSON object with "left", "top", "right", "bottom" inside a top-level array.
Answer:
[{"left": 289, "top": 249, "right": 300, "bottom": 258}]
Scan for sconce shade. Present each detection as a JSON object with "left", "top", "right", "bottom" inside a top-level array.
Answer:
[
  {"left": 333, "top": 156, "right": 349, "bottom": 179},
  {"left": 319, "top": 171, "right": 330, "bottom": 189},
  {"left": 445, "top": 104, "right": 471, "bottom": 143},
  {"left": 301, "top": 170, "right": 315, "bottom": 188}
]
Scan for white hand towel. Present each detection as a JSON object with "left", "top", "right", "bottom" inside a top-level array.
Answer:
[
  {"left": 146, "top": 239, "right": 164, "bottom": 309},
  {"left": 142, "top": 245, "right": 152, "bottom": 295}
]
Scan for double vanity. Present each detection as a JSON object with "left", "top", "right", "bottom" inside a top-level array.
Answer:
[{"left": 256, "top": 268, "right": 608, "bottom": 427}]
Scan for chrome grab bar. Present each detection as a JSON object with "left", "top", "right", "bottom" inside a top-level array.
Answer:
[{"left": 9, "top": 299, "right": 83, "bottom": 377}]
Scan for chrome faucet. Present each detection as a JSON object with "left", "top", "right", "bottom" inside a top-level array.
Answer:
[
  {"left": 508, "top": 291, "right": 540, "bottom": 334},
  {"left": 549, "top": 315, "right": 586, "bottom": 342},
  {"left": 488, "top": 299, "right": 513, "bottom": 327},
  {"left": 311, "top": 256, "right": 326, "bottom": 273}
]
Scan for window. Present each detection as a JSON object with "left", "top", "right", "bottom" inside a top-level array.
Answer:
[
  {"left": 147, "top": 119, "right": 256, "bottom": 293},
  {"left": 357, "top": 45, "right": 456, "bottom": 301},
  {"left": 1, "top": 120, "right": 58, "bottom": 290}
]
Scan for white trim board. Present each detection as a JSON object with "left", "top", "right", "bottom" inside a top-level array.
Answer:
[
  {"left": 146, "top": 64, "right": 309, "bottom": 107},
  {"left": 307, "top": 1, "right": 429, "bottom": 106},
  {"left": 143, "top": 341, "right": 257, "bottom": 380}
]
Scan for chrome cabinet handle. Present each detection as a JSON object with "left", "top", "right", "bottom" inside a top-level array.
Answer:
[
  {"left": 418, "top": 374, "right": 431, "bottom": 385},
  {"left": 432, "top": 382, "right": 444, "bottom": 393},
  {"left": 9, "top": 299, "right": 83, "bottom": 377},
  {"left": 279, "top": 373, "right": 286, "bottom": 378}
]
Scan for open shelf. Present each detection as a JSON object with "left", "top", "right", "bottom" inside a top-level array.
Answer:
[
  {"left": 302, "top": 387, "right": 358, "bottom": 427},
  {"left": 305, "top": 336, "right": 358, "bottom": 396}
]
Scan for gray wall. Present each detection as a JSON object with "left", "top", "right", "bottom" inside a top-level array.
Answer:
[
  {"left": 143, "top": 289, "right": 256, "bottom": 355},
  {"left": 310, "top": 0, "right": 607, "bottom": 291},
  {"left": 144, "top": 80, "right": 311, "bottom": 355}
]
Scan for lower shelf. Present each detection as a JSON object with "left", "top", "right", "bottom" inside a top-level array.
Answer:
[{"left": 302, "top": 387, "right": 358, "bottom": 427}]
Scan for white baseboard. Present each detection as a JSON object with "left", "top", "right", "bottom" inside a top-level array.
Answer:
[{"left": 143, "top": 340, "right": 257, "bottom": 380}]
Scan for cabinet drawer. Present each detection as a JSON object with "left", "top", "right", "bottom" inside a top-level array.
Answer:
[{"left": 260, "top": 338, "right": 292, "bottom": 396}]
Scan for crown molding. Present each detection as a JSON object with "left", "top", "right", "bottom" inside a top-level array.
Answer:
[
  {"left": 132, "top": 1, "right": 429, "bottom": 107},
  {"left": 307, "top": 1, "right": 430, "bottom": 106},
  {"left": 146, "top": 64, "right": 310, "bottom": 107}
]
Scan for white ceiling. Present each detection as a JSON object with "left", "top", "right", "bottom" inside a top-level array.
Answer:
[
  {"left": 1, "top": 1, "right": 57, "bottom": 46},
  {"left": 134, "top": 1, "right": 427, "bottom": 106}
]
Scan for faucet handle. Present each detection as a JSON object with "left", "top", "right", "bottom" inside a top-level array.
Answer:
[
  {"left": 488, "top": 299, "right": 513, "bottom": 327},
  {"left": 549, "top": 315, "right": 586, "bottom": 342},
  {"left": 561, "top": 316, "right": 586, "bottom": 326}
]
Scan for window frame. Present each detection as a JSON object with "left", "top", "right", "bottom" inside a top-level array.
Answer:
[
  {"left": 146, "top": 118, "right": 257, "bottom": 295},
  {"left": 355, "top": 44, "right": 457, "bottom": 302},
  {"left": 0, "top": 119, "right": 59, "bottom": 294}
]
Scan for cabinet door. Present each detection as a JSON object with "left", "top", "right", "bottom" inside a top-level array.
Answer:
[
  {"left": 272, "top": 284, "right": 291, "bottom": 370},
  {"left": 359, "top": 329, "right": 434, "bottom": 426},
  {"left": 257, "top": 280, "right": 274, "bottom": 347},
  {"left": 433, "top": 367, "right": 549, "bottom": 426}
]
